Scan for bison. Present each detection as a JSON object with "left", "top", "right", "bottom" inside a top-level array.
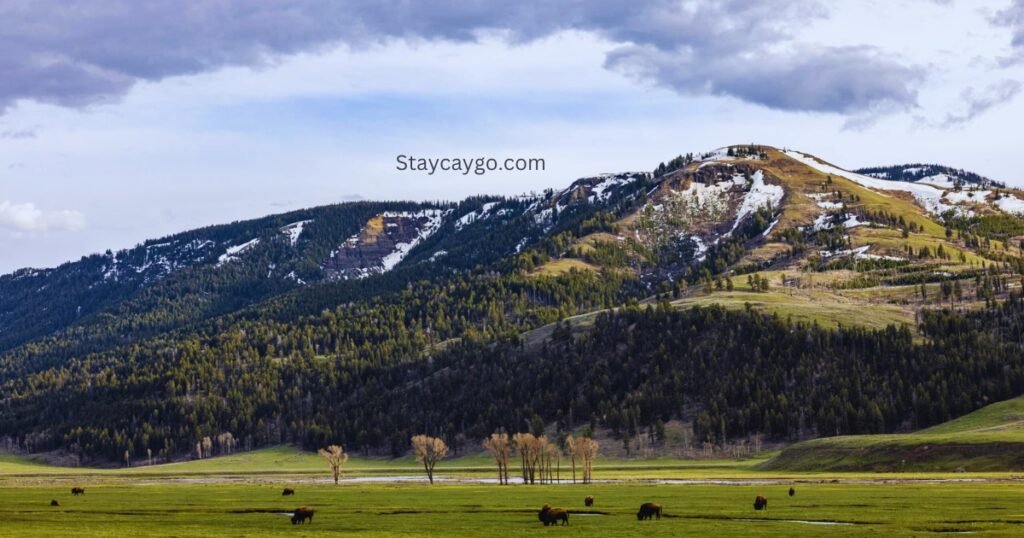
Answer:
[
  {"left": 282, "top": 488, "right": 295, "bottom": 496},
  {"left": 538, "top": 504, "right": 570, "bottom": 526},
  {"left": 753, "top": 496, "right": 768, "bottom": 511},
  {"left": 788, "top": 487, "right": 795, "bottom": 497},
  {"left": 637, "top": 502, "right": 662, "bottom": 520},
  {"left": 71, "top": 487, "right": 85, "bottom": 496},
  {"left": 291, "top": 507, "right": 314, "bottom": 525},
  {"left": 584, "top": 495, "right": 594, "bottom": 507},
  {"left": 50, "top": 500, "right": 60, "bottom": 507}
]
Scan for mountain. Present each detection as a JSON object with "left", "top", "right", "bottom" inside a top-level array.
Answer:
[{"left": 4, "top": 145, "right": 1024, "bottom": 464}]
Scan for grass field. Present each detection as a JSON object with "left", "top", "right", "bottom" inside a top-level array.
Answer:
[
  {"left": 529, "top": 258, "right": 598, "bottom": 276},
  {"left": 5, "top": 479, "right": 1024, "bottom": 536}
]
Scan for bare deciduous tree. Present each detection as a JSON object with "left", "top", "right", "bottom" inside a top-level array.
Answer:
[
  {"left": 483, "top": 432, "right": 511, "bottom": 485},
  {"left": 565, "top": 435, "right": 578, "bottom": 484},
  {"left": 216, "top": 432, "right": 236, "bottom": 455},
  {"left": 544, "top": 440, "right": 561, "bottom": 484},
  {"left": 514, "top": 433, "right": 547, "bottom": 484},
  {"left": 411, "top": 435, "right": 449, "bottom": 485},
  {"left": 577, "top": 437, "right": 599, "bottom": 484},
  {"left": 318, "top": 444, "right": 349, "bottom": 485},
  {"left": 512, "top": 433, "right": 534, "bottom": 483}
]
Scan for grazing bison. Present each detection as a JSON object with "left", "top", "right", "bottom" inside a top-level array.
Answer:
[
  {"left": 788, "top": 487, "right": 795, "bottom": 497},
  {"left": 538, "top": 504, "right": 570, "bottom": 526},
  {"left": 584, "top": 496, "right": 594, "bottom": 507},
  {"left": 636, "top": 502, "right": 662, "bottom": 520},
  {"left": 282, "top": 488, "right": 295, "bottom": 496},
  {"left": 291, "top": 507, "right": 314, "bottom": 525},
  {"left": 71, "top": 487, "right": 85, "bottom": 496},
  {"left": 753, "top": 496, "right": 769, "bottom": 511},
  {"left": 50, "top": 500, "right": 60, "bottom": 507}
]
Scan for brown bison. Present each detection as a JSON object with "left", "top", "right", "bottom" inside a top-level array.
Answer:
[
  {"left": 788, "top": 487, "right": 795, "bottom": 497},
  {"left": 637, "top": 502, "right": 662, "bottom": 520},
  {"left": 282, "top": 488, "right": 295, "bottom": 496},
  {"left": 71, "top": 487, "right": 85, "bottom": 496},
  {"left": 50, "top": 500, "right": 60, "bottom": 507},
  {"left": 538, "top": 504, "right": 570, "bottom": 526},
  {"left": 584, "top": 495, "right": 594, "bottom": 507},
  {"left": 291, "top": 507, "right": 314, "bottom": 525},
  {"left": 753, "top": 496, "right": 768, "bottom": 510}
]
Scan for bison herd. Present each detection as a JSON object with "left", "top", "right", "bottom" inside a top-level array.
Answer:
[
  {"left": 535, "top": 487, "right": 799, "bottom": 526},
  {"left": 44, "top": 483, "right": 800, "bottom": 527}
]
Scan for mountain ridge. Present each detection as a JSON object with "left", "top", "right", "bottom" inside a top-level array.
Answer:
[{"left": 5, "top": 144, "right": 1024, "bottom": 464}]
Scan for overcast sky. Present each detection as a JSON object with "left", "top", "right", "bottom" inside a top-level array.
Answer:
[{"left": 2, "top": 0, "right": 1024, "bottom": 273}]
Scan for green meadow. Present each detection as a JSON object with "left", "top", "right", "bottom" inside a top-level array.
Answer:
[
  {"left": 6, "top": 478, "right": 1024, "bottom": 536},
  {"left": 5, "top": 398, "right": 1024, "bottom": 536}
]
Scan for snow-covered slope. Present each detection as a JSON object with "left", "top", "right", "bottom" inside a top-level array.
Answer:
[{"left": 785, "top": 150, "right": 960, "bottom": 216}]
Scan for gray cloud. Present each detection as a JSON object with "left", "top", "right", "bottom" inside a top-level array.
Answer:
[
  {"left": 942, "top": 79, "right": 1022, "bottom": 127},
  {"left": 0, "top": 1, "right": 921, "bottom": 115},
  {"left": 606, "top": 44, "right": 923, "bottom": 114},
  {"left": 993, "top": 0, "right": 1024, "bottom": 64}
]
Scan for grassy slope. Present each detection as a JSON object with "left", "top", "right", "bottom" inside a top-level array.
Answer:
[
  {"left": 763, "top": 396, "right": 1024, "bottom": 472},
  {"left": 670, "top": 288, "right": 915, "bottom": 331}
]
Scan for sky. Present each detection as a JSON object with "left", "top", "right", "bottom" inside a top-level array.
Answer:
[{"left": 1, "top": 0, "right": 1023, "bottom": 273}]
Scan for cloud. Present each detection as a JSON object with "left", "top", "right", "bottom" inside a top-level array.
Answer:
[
  {"left": 0, "top": 201, "right": 86, "bottom": 233},
  {"left": 942, "top": 79, "right": 1022, "bottom": 127},
  {"left": 0, "top": 128, "right": 36, "bottom": 139},
  {"left": 0, "top": 0, "right": 922, "bottom": 116},
  {"left": 606, "top": 44, "right": 923, "bottom": 114},
  {"left": 993, "top": 0, "right": 1024, "bottom": 64}
]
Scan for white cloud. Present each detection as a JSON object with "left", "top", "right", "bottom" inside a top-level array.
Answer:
[{"left": 0, "top": 201, "right": 85, "bottom": 233}]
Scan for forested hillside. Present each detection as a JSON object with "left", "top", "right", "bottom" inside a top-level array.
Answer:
[{"left": 4, "top": 145, "right": 1024, "bottom": 464}]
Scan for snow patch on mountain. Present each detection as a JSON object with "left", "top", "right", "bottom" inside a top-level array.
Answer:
[
  {"left": 916, "top": 174, "right": 957, "bottom": 189},
  {"left": 102, "top": 238, "right": 216, "bottom": 282},
  {"left": 943, "top": 190, "right": 991, "bottom": 205},
  {"left": 284, "top": 270, "right": 306, "bottom": 285},
  {"left": 377, "top": 211, "right": 443, "bottom": 273},
  {"left": 455, "top": 202, "right": 500, "bottom": 231},
  {"left": 217, "top": 238, "right": 260, "bottom": 266},
  {"left": 588, "top": 174, "right": 633, "bottom": 202},
  {"left": 727, "top": 170, "right": 783, "bottom": 235},
  {"left": 996, "top": 195, "right": 1024, "bottom": 215},
  {"left": 281, "top": 220, "right": 312, "bottom": 246}
]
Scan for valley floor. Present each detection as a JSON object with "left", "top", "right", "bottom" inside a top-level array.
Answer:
[
  {"left": 4, "top": 478, "right": 1024, "bottom": 536},
  {"left": 4, "top": 448, "right": 1024, "bottom": 536}
]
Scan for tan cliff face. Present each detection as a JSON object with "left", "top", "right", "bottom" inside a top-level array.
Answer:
[{"left": 322, "top": 210, "right": 444, "bottom": 280}]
